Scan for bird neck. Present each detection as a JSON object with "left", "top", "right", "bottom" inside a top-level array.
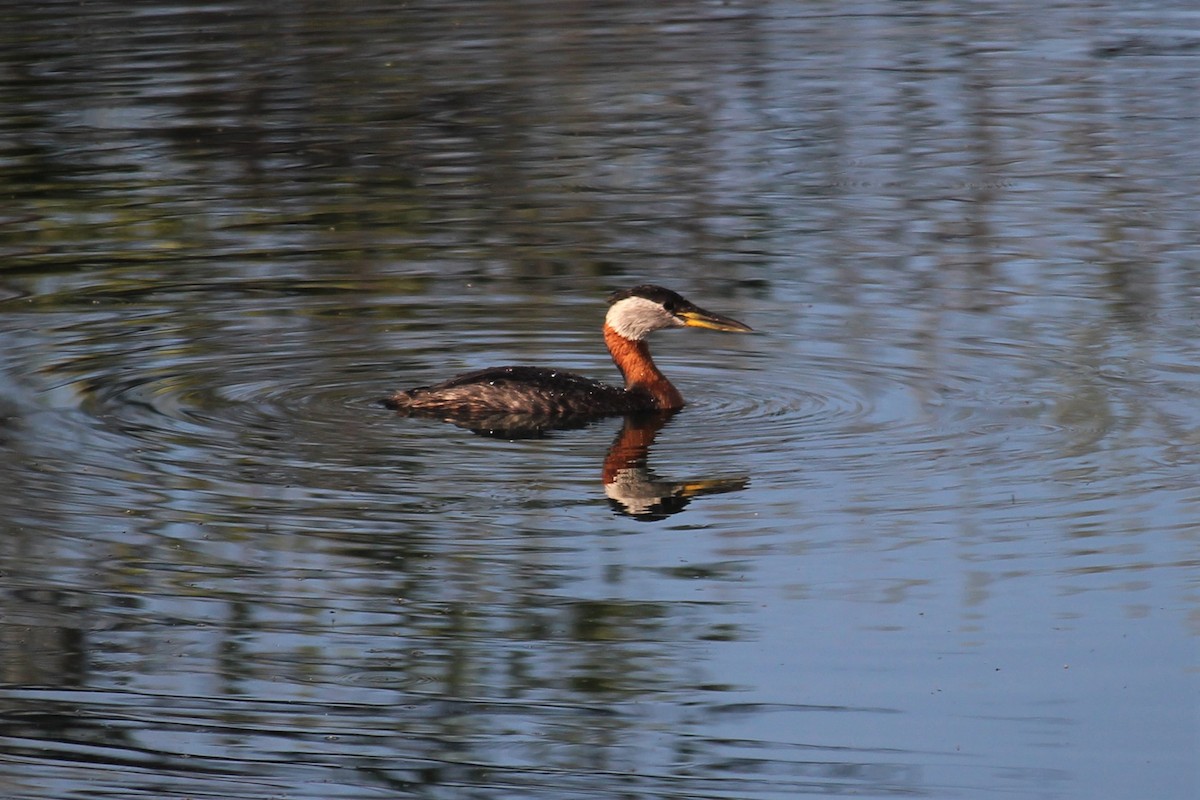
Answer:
[{"left": 604, "top": 324, "right": 684, "bottom": 410}]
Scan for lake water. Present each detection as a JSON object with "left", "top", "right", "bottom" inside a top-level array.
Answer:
[{"left": 1, "top": 2, "right": 1197, "bottom": 798}]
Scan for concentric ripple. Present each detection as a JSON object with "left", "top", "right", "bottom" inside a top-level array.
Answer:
[{"left": 9, "top": 287, "right": 1175, "bottom": 539}]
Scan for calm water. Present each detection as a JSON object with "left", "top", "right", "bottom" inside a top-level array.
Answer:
[{"left": 1, "top": 1, "right": 1198, "bottom": 798}]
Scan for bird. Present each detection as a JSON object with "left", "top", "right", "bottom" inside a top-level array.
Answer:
[{"left": 383, "top": 284, "right": 752, "bottom": 421}]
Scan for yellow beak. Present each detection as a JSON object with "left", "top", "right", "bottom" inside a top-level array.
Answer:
[{"left": 677, "top": 308, "right": 753, "bottom": 333}]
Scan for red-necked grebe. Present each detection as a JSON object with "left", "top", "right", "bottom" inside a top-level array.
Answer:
[{"left": 383, "top": 285, "right": 752, "bottom": 418}]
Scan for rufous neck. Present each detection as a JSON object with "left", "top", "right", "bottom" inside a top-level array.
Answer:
[{"left": 604, "top": 324, "right": 684, "bottom": 410}]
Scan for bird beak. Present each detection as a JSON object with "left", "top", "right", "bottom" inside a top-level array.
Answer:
[{"left": 677, "top": 307, "right": 753, "bottom": 333}]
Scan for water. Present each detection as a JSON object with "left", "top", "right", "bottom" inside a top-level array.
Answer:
[{"left": 2, "top": 1, "right": 1198, "bottom": 798}]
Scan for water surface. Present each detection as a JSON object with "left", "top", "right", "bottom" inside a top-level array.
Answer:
[{"left": 1, "top": 2, "right": 1198, "bottom": 799}]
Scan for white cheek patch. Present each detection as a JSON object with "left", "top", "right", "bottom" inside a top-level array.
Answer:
[{"left": 606, "top": 296, "right": 681, "bottom": 340}]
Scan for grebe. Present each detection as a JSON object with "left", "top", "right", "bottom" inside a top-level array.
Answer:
[{"left": 383, "top": 285, "right": 752, "bottom": 419}]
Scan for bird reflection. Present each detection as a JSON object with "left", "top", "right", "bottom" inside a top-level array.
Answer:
[
  {"left": 403, "top": 409, "right": 748, "bottom": 521},
  {"left": 601, "top": 411, "right": 748, "bottom": 521}
]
